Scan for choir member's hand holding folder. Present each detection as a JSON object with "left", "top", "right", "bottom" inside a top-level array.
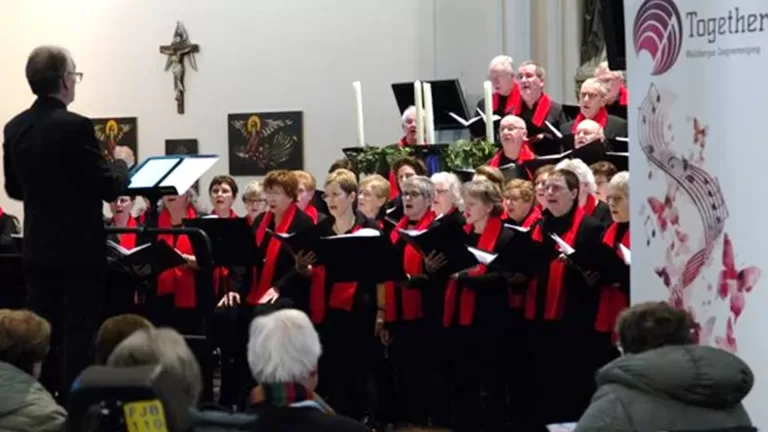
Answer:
[
  {"left": 396, "top": 221, "right": 479, "bottom": 277},
  {"left": 106, "top": 240, "right": 187, "bottom": 278},
  {"left": 549, "top": 233, "right": 629, "bottom": 285}
]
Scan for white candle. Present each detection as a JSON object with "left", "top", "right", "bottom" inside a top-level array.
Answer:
[
  {"left": 483, "top": 80, "right": 494, "bottom": 143},
  {"left": 423, "top": 82, "right": 436, "bottom": 144},
  {"left": 353, "top": 81, "right": 366, "bottom": 147},
  {"left": 414, "top": 80, "right": 425, "bottom": 145}
]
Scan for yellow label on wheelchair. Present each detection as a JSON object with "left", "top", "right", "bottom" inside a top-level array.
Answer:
[{"left": 123, "top": 399, "right": 168, "bottom": 432}]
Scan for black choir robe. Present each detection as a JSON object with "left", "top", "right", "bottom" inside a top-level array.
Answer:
[
  {"left": 526, "top": 204, "right": 606, "bottom": 424},
  {"left": 0, "top": 209, "right": 20, "bottom": 249},
  {"left": 513, "top": 93, "right": 568, "bottom": 149},
  {"left": 583, "top": 194, "right": 612, "bottom": 227},
  {"left": 473, "top": 84, "right": 522, "bottom": 140},
  {"left": 605, "top": 86, "right": 629, "bottom": 119}
]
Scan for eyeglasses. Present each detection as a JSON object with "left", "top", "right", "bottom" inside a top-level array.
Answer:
[
  {"left": 402, "top": 191, "right": 422, "bottom": 199},
  {"left": 66, "top": 71, "right": 83, "bottom": 84}
]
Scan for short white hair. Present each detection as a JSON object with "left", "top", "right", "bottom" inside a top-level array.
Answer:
[
  {"left": 430, "top": 172, "right": 464, "bottom": 210},
  {"left": 595, "top": 61, "right": 625, "bottom": 80},
  {"left": 247, "top": 309, "right": 321, "bottom": 384},
  {"left": 489, "top": 55, "right": 514, "bottom": 73},
  {"left": 581, "top": 78, "right": 608, "bottom": 97},
  {"left": 609, "top": 171, "right": 629, "bottom": 198},
  {"left": 556, "top": 158, "right": 597, "bottom": 194},
  {"left": 401, "top": 105, "right": 422, "bottom": 124}
]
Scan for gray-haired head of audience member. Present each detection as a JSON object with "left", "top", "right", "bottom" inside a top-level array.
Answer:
[
  {"left": 107, "top": 328, "right": 202, "bottom": 417},
  {"left": 247, "top": 309, "right": 322, "bottom": 391},
  {"left": 25, "top": 46, "right": 79, "bottom": 105}
]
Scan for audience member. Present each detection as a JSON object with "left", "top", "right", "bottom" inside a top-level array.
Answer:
[
  {"left": 575, "top": 302, "right": 754, "bottom": 432},
  {"left": 94, "top": 314, "right": 154, "bottom": 365},
  {"left": 0, "top": 309, "right": 66, "bottom": 432}
]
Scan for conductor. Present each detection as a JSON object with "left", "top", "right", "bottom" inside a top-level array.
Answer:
[{"left": 2, "top": 46, "right": 130, "bottom": 403}]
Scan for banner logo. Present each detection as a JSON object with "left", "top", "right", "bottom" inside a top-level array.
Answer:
[{"left": 634, "top": 0, "right": 684, "bottom": 75}]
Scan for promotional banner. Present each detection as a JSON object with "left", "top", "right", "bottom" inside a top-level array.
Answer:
[{"left": 626, "top": 0, "right": 767, "bottom": 425}]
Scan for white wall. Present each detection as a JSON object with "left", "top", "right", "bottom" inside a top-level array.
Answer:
[{"left": 0, "top": 0, "right": 582, "bottom": 218}]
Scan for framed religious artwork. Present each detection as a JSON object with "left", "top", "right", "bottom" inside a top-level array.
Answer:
[
  {"left": 227, "top": 111, "right": 303, "bottom": 176},
  {"left": 92, "top": 117, "right": 138, "bottom": 169},
  {"left": 165, "top": 138, "right": 200, "bottom": 194}
]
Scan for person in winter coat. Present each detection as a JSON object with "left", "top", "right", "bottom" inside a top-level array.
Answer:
[
  {"left": 0, "top": 309, "right": 66, "bottom": 432},
  {"left": 574, "top": 301, "right": 753, "bottom": 432}
]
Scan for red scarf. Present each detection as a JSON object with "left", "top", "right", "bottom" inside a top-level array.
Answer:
[
  {"left": 508, "top": 206, "right": 543, "bottom": 309},
  {"left": 571, "top": 107, "right": 608, "bottom": 133},
  {"left": 582, "top": 194, "right": 598, "bottom": 216},
  {"left": 389, "top": 136, "right": 411, "bottom": 200},
  {"left": 443, "top": 216, "right": 502, "bottom": 327},
  {"left": 488, "top": 144, "right": 535, "bottom": 180},
  {"left": 303, "top": 204, "right": 319, "bottom": 224},
  {"left": 513, "top": 93, "right": 552, "bottom": 127},
  {"left": 529, "top": 207, "right": 586, "bottom": 320},
  {"left": 492, "top": 83, "right": 521, "bottom": 114},
  {"left": 138, "top": 210, "right": 147, "bottom": 225},
  {"left": 246, "top": 204, "right": 298, "bottom": 305},
  {"left": 0, "top": 207, "right": 4, "bottom": 218},
  {"left": 156, "top": 205, "right": 198, "bottom": 308},
  {"left": 113, "top": 215, "right": 137, "bottom": 250},
  {"left": 328, "top": 224, "right": 364, "bottom": 311},
  {"left": 619, "top": 86, "right": 628, "bottom": 106},
  {"left": 595, "top": 222, "right": 630, "bottom": 339},
  {"left": 383, "top": 210, "right": 436, "bottom": 321}
]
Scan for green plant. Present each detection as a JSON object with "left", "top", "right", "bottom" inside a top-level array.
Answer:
[
  {"left": 444, "top": 139, "right": 498, "bottom": 170},
  {"left": 348, "top": 144, "right": 413, "bottom": 175}
]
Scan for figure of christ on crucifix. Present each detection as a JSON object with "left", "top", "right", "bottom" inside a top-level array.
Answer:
[{"left": 160, "top": 21, "right": 199, "bottom": 114}]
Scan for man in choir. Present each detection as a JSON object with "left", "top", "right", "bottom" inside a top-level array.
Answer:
[
  {"left": 514, "top": 61, "right": 567, "bottom": 152},
  {"left": 561, "top": 78, "right": 627, "bottom": 140},
  {"left": 555, "top": 158, "right": 612, "bottom": 225},
  {"left": 487, "top": 115, "right": 536, "bottom": 179},
  {"left": 594, "top": 61, "right": 628, "bottom": 118},
  {"left": 2, "top": 45, "right": 130, "bottom": 402},
  {"left": 399, "top": 105, "right": 421, "bottom": 147},
  {"left": 574, "top": 119, "right": 605, "bottom": 148},
  {"left": 476, "top": 55, "right": 521, "bottom": 117}
]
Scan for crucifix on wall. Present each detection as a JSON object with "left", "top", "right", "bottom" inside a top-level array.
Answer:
[{"left": 159, "top": 21, "right": 199, "bottom": 114}]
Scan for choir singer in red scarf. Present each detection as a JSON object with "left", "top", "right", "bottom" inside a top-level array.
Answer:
[
  {"left": 561, "top": 78, "right": 627, "bottom": 140},
  {"left": 594, "top": 62, "right": 628, "bottom": 118},
  {"left": 486, "top": 115, "right": 536, "bottom": 180},
  {"left": 555, "top": 158, "right": 612, "bottom": 226}
]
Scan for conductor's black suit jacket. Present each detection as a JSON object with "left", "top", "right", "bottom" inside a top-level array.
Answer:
[{"left": 3, "top": 96, "right": 129, "bottom": 269}]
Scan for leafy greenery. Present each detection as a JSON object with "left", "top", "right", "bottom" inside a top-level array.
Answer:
[
  {"left": 444, "top": 139, "right": 498, "bottom": 170},
  {"left": 347, "top": 144, "right": 413, "bottom": 175}
]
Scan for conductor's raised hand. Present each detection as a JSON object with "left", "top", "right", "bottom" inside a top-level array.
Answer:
[
  {"left": 424, "top": 251, "right": 447, "bottom": 274},
  {"left": 294, "top": 250, "right": 317, "bottom": 276}
]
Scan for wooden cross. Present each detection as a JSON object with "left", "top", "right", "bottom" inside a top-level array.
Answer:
[{"left": 159, "top": 22, "right": 199, "bottom": 114}]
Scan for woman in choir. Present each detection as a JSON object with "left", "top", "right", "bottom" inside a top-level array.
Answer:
[
  {"left": 528, "top": 168, "right": 606, "bottom": 426},
  {"left": 534, "top": 164, "right": 555, "bottom": 211},
  {"left": 294, "top": 170, "right": 326, "bottom": 222},
  {"left": 503, "top": 179, "right": 542, "bottom": 227},
  {"left": 241, "top": 180, "right": 267, "bottom": 224},
  {"left": 384, "top": 175, "right": 445, "bottom": 427},
  {"left": 472, "top": 165, "right": 505, "bottom": 191},
  {"left": 107, "top": 196, "right": 138, "bottom": 249},
  {"left": 445, "top": 179, "right": 516, "bottom": 432},
  {"left": 357, "top": 174, "right": 390, "bottom": 227},
  {"left": 386, "top": 156, "right": 427, "bottom": 221},
  {"left": 105, "top": 196, "right": 144, "bottom": 318},
  {"left": 594, "top": 172, "right": 629, "bottom": 359},
  {"left": 429, "top": 172, "right": 464, "bottom": 224},
  {"left": 590, "top": 161, "right": 618, "bottom": 203},
  {"left": 315, "top": 168, "right": 381, "bottom": 421},
  {"left": 556, "top": 158, "right": 612, "bottom": 225},
  {"left": 154, "top": 190, "right": 201, "bottom": 333}
]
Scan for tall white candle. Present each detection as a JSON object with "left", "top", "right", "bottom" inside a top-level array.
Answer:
[
  {"left": 414, "top": 80, "right": 425, "bottom": 145},
  {"left": 483, "top": 80, "right": 494, "bottom": 143},
  {"left": 353, "top": 81, "right": 366, "bottom": 147},
  {"left": 423, "top": 82, "right": 436, "bottom": 144}
]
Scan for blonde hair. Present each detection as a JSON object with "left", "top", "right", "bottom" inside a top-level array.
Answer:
[
  {"left": 504, "top": 179, "right": 536, "bottom": 204},
  {"left": 293, "top": 170, "right": 316, "bottom": 191},
  {"left": 474, "top": 165, "right": 505, "bottom": 191},
  {"left": 241, "top": 180, "right": 264, "bottom": 202},
  {"left": 359, "top": 174, "right": 390, "bottom": 201},
  {"left": 325, "top": 168, "right": 358, "bottom": 195},
  {"left": 463, "top": 179, "right": 503, "bottom": 216}
]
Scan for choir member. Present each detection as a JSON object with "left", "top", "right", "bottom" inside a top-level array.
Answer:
[
  {"left": 533, "top": 164, "right": 555, "bottom": 211},
  {"left": 107, "top": 196, "right": 138, "bottom": 249},
  {"left": 590, "top": 161, "right": 618, "bottom": 203},
  {"left": 386, "top": 156, "right": 427, "bottom": 222},
  {"left": 475, "top": 55, "right": 521, "bottom": 118},
  {"left": 315, "top": 168, "right": 380, "bottom": 420},
  {"left": 594, "top": 171, "right": 629, "bottom": 349},
  {"left": 388, "top": 106, "right": 425, "bottom": 199},
  {"left": 329, "top": 158, "right": 357, "bottom": 176},
  {"left": 384, "top": 175, "right": 443, "bottom": 426},
  {"left": 104, "top": 195, "right": 144, "bottom": 317},
  {"left": 527, "top": 168, "right": 607, "bottom": 425},
  {"left": 514, "top": 61, "right": 567, "bottom": 144},
  {"left": 294, "top": 170, "right": 327, "bottom": 223},
  {"left": 153, "top": 191, "right": 201, "bottom": 333},
  {"left": 556, "top": 158, "right": 612, "bottom": 226},
  {"left": 241, "top": 180, "right": 267, "bottom": 225},
  {"left": 561, "top": 78, "right": 627, "bottom": 140},
  {"left": 445, "top": 179, "right": 514, "bottom": 431},
  {"left": 429, "top": 172, "right": 464, "bottom": 223},
  {"left": 473, "top": 165, "right": 505, "bottom": 191},
  {"left": 594, "top": 61, "right": 628, "bottom": 119},
  {"left": 244, "top": 170, "right": 315, "bottom": 312},
  {"left": 486, "top": 115, "right": 536, "bottom": 178},
  {"left": 503, "top": 179, "right": 542, "bottom": 228},
  {"left": 357, "top": 174, "right": 390, "bottom": 227}
]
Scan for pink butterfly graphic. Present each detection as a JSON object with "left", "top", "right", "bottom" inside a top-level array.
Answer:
[
  {"left": 647, "top": 194, "right": 680, "bottom": 233},
  {"left": 717, "top": 233, "right": 761, "bottom": 321},
  {"left": 693, "top": 118, "right": 708, "bottom": 149},
  {"left": 692, "top": 316, "right": 716, "bottom": 345},
  {"left": 715, "top": 317, "right": 738, "bottom": 353}
]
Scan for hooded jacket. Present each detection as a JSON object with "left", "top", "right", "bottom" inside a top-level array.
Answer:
[{"left": 574, "top": 345, "right": 753, "bottom": 432}]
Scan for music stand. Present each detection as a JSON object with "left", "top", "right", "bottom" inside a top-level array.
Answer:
[
  {"left": 183, "top": 218, "right": 261, "bottom": 267},
  {"left": 392, "top": 79, "right": 470, "bottom": 131}
]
